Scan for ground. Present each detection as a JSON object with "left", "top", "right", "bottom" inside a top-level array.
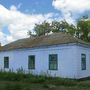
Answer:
[
  {"left": 0, "top": 80, "right": 90, "bottom": 90},
  {"left": 0, "top": 72, "right": 90, "bottom": 90}
]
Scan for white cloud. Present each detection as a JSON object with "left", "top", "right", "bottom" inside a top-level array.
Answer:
[
  {"left": 52, "top": 0, "right": 90, "bottom": 24},
  {"left": 0, "top": 4, "right": 54, "bottom": 45},
  {"left": 10, "top": 5, "right": 17, "bottom": 11},
  {"left": 0, "top": 31, "right": 7, "bottom": 44}
]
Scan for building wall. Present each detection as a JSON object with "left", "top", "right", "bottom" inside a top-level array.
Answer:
[
  {"left": 76, "top": 46, "right": 90, "bottom": 79},
  {"left": 0, "top": 44, "right": 89, "bottom": 79}
]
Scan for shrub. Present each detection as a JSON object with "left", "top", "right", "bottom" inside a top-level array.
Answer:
[{"left": 0, "top": 71, "right": 77, "bottom": 87}]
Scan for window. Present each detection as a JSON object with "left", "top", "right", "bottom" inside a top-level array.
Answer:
[
  {"left": 81, "top": 54, "right": 86, "bottom": 70},
  {"left": 4, "top": 57, "right": 9, "bottom": 68},
  {"left": 28, "top": 55, "right": 35, "bottom": 69},
  {"left": 49, "top": 54, "right": 58, "bottom": 70}
]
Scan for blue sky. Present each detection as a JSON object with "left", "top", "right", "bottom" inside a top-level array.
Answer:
[
  {"left": 0, "top": 0, "right": 90, "bottom": 45},
  {"left": 0, "top": 0, "right": 59, "bottom": 14}
]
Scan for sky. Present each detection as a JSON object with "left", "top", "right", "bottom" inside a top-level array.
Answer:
[{"left": 0, "top": 0, "right": 90, "bottom": 45}]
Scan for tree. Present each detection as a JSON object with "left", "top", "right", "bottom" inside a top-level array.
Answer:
[
  {"left": 51, "top": 21, "right": 61, "bottom": 32},
  {"left": 28, "top": 21, "right": 51, "bottom": 37},
  {"left": 51, "top": 20, "right": 75, "bottom": 36},
  {"left": 76, "top": 16, "right": 90, "bottom": 41},
  {"left": 28, "top": 20, "right": 76, "bottom": 37},
  {"left": 28, "top": 16, "right": 90, "bottom": 42}
]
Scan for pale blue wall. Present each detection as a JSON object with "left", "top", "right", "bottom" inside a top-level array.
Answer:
[{"left": 0, "top": 44, "right": 90, "bottom": 79}]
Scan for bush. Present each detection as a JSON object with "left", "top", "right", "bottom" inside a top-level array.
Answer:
[
  {"left": 0, "top": 71, "right": 77, "bottom": 87},
  {"left": 0, "top": 71, "right": 28, "bottom": 81}
]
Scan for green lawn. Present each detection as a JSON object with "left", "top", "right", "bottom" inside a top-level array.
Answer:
[{"left": 0, "top": 72, "right": 90, "bottom": 90}]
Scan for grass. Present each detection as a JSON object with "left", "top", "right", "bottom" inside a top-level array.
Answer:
[{"left": 0, "top": 71, "right": 90, "bottom": 90}]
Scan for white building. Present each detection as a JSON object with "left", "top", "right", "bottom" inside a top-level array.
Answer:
[{"left": 0, "top": 32, "right": 90, "bottom": 79}]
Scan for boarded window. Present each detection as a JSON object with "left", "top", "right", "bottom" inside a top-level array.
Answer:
[
  {"left": 49, "top": 54, "right": 58, "bottom": 70},
  {"left": 28, "top": 55, "right": 35, "bottom": 69},
  {"left": 4, "top": 57, "right": 9, "bottom": 68},
  {"left": 81, "top": 54, "right": 86, "bottom": 70}
]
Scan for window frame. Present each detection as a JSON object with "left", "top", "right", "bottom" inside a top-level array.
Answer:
[
  {"left": 81, "top": 54, "right": 86, "bottom": 70},
  {"left": 4, "top": 57, "right": 9, "bottom": 69},
  {"left": 49, "top": 54, "right": 58, "bottom": 70},
  {"left": 28, "top": 55, "right": 35, "bottom": 70}
]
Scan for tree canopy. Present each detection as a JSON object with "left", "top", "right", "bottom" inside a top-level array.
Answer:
[
  {"left": 28, "top": 16, "right": 90, "bottom": 42},
  {"left": 76, "top": 16, "right": 90, "bottom": 41}
]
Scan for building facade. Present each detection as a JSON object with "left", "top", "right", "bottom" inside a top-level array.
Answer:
[{"left": 0, "top": 33, "right": 90, "bottom": 79}]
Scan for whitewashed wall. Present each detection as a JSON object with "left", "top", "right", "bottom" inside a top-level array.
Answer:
[
  {"left": 76, "top": 45, "right": 90, "bottom": 79},
  {"left": 0, "top": 44, "right": 90, "bottom": 79}
]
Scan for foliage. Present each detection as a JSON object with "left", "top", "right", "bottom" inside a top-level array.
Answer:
[
  {"left": 28, "top": 16, "right": 90, "bottom": 42},
  {"left": 51, "top": 20, "right": 75, "bottom": 36},
  {"left": 76, "top": 16, "right": 90, "bottom": 41},
  {"left": 28, "top": 21, "right": 51, "bottom": 37},
  {"left": 0, "top": 71, "right": 90, "bottom": 90}
]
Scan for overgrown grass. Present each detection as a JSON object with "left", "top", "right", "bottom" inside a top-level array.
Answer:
[{"left": 0, "top": 71, "right": 90, "bottom": 90}]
